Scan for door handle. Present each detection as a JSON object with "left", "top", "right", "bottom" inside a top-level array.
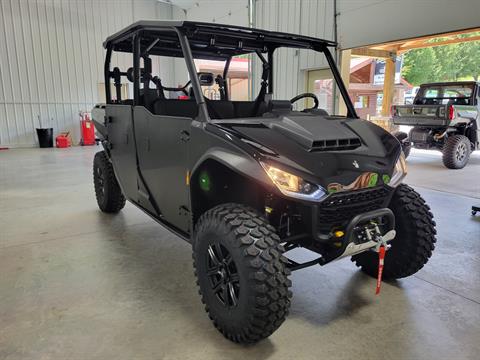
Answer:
[{"left": 180, "top": 130, "right": 190, "bottom": 142}]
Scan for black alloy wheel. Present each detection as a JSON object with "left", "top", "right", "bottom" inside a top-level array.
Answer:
[{"left": 206, "top": 243, "right": 240, "bottom": 308}]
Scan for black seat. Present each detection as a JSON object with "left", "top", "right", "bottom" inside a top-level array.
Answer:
[
  {"left": 206, "top": 100, "right": 235, "bottom": 119},
  {"left": 153, "top": 99, "right": 198, "bottom": 118},
  {"left": 141, "top": 88, "right": 160, "bottom": 112},
  {"left": 152, "top": 98, "right": 268, "bottom": 120},
  {"left": 206, "top": 100, "right": 268, "bottom": 119},
  {"left": 232, "top": 101, "right": 266, "bottom": 118}
]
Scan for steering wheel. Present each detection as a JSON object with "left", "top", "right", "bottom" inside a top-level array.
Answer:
[{"left": 290, "top": 93, "right": 319, "bottom": 111}]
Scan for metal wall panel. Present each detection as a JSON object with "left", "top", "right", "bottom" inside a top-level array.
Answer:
[
  {"left": 0, "top": 0, "right": 177, "bottom": 147},
  {"left": 254, "top": 0, "right": 480, "bottom": 99},
  {"left": 254, "top": 0, "right": 335, "bottom": 100}
]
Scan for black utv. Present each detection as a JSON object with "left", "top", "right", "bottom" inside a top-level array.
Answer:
[{"left": 91, "top": 21, "right": 436, "bottom": 344}]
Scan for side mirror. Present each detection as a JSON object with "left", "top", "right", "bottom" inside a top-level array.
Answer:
[
  {"left": 198, "top": 72, "right": 214, "bottom": 86},
  {"left": 126, "top": 67, "right": 147, "bottom": 83}
]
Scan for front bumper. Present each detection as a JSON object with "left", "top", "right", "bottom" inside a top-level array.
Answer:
[{"left": 309, "top": 186, "right": 395, "bottom": 264}]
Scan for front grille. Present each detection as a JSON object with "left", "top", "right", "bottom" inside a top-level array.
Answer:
[{"left": 317, "top": 186, "right": 391, "bottom": 230}]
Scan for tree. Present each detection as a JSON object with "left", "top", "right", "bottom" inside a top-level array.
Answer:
[
  {"left": 401, "top": 38, "right": 480, "bottom": 85},
  {"left": 402, "top": 47, "right": 437, "bottom": 85},
  {"left": 459, "top": 40, "right": 480, "bottom": 81}
]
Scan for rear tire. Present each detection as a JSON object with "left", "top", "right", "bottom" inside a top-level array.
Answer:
[
  {"left": 352, "top": 184, "right": 436, "bottom": 279},
  {"left": 93, "top": 151, "right": 126, "bottom": 213},
  {"left": 442, "top": 135, "right": 471, "bottom": 169},
  {"left": 193, "top": 203, "right": 292, "bottom": 344}
]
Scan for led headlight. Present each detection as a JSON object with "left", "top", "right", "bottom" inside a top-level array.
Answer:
[
  {"left": 260, "top": 162, "right": 326, "bottom": 201},
  {"left": 389, "top": 152, "right": 407, "bottom": 187}
]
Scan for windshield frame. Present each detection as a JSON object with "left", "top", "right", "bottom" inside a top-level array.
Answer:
[{"left": 103, "top": 24, "right": 358, "bottom": 121}]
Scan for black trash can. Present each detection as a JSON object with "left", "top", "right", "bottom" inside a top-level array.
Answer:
[{"left": 36, "top": 128, "right": 54, "bottom": 148}]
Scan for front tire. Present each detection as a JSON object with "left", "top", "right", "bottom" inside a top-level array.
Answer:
[
  {"left": 442, "top": 134, "right": 471, "bottom": 169},
  {"left": 352, "top": 184, "right": 436, "bottom": 279},
  {"left": 93, "top": 151, "right": 126, "bottom": 213},
  {"left": 193, "top": 204, "right": 292, "bottom": 344}
]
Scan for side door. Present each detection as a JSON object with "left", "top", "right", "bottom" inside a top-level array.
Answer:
[
  {"left": 105, "top": 104, "right": 138, "bottom": 201},
  {"left": 134, "top": 106, "right": 191, "bottom": 233}
]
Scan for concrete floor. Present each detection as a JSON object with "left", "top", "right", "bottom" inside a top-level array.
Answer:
[{"left": 0, "top": 146, "right": 479, "bottom": 360}]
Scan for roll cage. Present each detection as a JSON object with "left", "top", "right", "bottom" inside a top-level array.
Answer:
[{"left": 103, "top": 20, "right": 357, "bottom": 119}]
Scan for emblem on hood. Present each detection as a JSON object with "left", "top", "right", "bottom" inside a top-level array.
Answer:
[{"left": 352, "top": 160, "right": 359, "bottom": 168}]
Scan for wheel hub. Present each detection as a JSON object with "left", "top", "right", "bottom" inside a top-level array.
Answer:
[
  {"left": 456, "top": 143, "right": 467, "bottom": 162},
  {"left": 206, "top": 243, "right": 239, "bottom": 308}
]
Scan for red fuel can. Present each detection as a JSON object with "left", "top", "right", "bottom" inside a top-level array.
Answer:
[
  {"left": 80, "top": 112, "right": 96, "bottom": 146},
  {"left": 56, "top": 133, "right": 71, "bottom": 148}
]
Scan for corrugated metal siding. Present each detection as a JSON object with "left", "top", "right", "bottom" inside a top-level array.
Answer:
[
  {"left": 0, "top": 0, "right": 176, "bottom": 147},
  {"left": 253, "top": 0, "right": 335, "bottom": 99}
]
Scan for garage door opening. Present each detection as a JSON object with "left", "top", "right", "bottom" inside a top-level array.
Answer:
[{"left": 338, "top": 27, "right": 480, "bottom": 130}]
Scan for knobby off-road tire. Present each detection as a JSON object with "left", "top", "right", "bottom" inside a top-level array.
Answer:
[
  {"left": 442, "top": 134, "right": 471, "bottom": 169},
  {"left": 93, "top": 151, "right": 126, "bottom": 213},
  {"left": 352, "top": 184, "right": 436, "bottom": 279},
  {"left": 193, "top": 203, "right": 292, "bottom": 344}
]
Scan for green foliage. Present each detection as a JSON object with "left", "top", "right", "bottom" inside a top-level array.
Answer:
[
  {"left": 402, "top": 47, "right": 438, "bottom": 85},
  {"left": 402, "top": 36, "right": 480, "bottom": 85}
]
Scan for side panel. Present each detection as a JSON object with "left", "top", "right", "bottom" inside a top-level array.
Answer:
[
  {"left": 134, "top": 107, "right": 191, "bottom": 233},
  {"left": 105, "top": 104, "right": 138, "bottom": 201}
]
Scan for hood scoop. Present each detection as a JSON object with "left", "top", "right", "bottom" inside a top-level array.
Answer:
[
  {"left": 311, "top": 138, "right": 362, "bottom": 151},
  {"left": 268, "top": 115, "right": 362, "bottom": 152}
]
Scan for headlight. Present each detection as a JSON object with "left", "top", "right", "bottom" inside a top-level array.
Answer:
[
  {"left": 260, "top": 162, "right": 326, "bottom": 201},
  {"left": 389, "top": 152, "right": 407, "bottom": 187}
]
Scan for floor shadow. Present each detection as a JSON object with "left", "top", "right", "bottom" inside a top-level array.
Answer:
[{"left": 289, "top": 270, "right": 373, "bottom": 326}]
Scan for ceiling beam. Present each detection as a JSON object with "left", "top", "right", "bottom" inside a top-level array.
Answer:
[
  {"left": 351, "top": 47, "right": 396, "bottom": 59},
  {"left": 397, "top": 35, "right": 480, "bottom": 53},
  {"left": 369, "top": 27, "right": 480, "bottom": 50}
]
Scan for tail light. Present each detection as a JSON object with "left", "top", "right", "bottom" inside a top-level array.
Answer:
[
  {"left": 448, "top": 105, "right": 455, "bottom": 120},
  {"left": 390, "top": 105, "right": 396, "bottom": 117}
]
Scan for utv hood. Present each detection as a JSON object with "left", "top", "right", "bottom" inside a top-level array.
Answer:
[
  {"left": 214, "top": 112, "right": 401, "bottom": 190},
  {"left": 269, "top": 115, "right": 362, "bottom": 151}
]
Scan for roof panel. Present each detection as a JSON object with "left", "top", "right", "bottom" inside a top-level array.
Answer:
[{"left": 104, "top": 20, "right": 336, "bottom": 60}]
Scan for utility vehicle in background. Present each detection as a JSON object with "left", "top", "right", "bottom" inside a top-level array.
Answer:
[
  {"left": 91, "top": 21, "right": 436, "bottom": 344},
  {"left": 392, "top": 81, "right": 480, "bottom": 169}
]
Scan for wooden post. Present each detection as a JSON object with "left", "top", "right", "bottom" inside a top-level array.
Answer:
[
  {"left": 381, "top": 56, "right": 395, "bottom": 117},
  {"left": 338, "top": 49, "right": 351, "bottom": 116}
]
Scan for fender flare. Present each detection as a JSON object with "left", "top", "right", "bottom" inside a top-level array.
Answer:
[{"left": 190, "top": 147, "right": 274, "bottom": 191}]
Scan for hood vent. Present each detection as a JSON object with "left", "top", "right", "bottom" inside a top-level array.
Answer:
[{"left": 311, "top": 138, "right": 361, "bottom": 152}]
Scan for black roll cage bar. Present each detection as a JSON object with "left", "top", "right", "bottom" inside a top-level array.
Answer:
[{"left": 103, "top": 23, "right": 357, "bottom": 120}]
